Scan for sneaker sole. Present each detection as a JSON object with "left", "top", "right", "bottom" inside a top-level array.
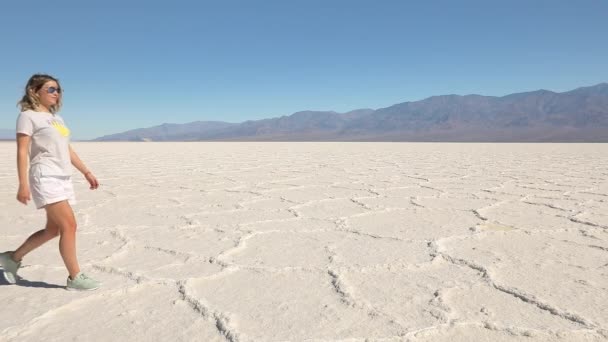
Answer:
[
  {"left": 66, "top": 285, "right": 100, "bottom": 291},
  {"left": 2, "top": 271, "right": 17, "bottom": 285}
]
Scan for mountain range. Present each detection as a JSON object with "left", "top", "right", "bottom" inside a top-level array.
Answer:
[
  {"left": 93, "top": 83, "right": 608, "bottom": 142},
  {"left": 0, "top": 129, "right": 13, "bottom": 140},
  {"left": 3, "top": 84, "right": 607, "bottom": 142}
]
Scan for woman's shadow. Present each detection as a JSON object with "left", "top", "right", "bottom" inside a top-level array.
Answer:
[{"left": 0, "top": 270, "right": 64, "bottom": 289}]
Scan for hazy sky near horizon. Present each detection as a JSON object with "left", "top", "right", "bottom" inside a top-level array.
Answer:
[{"left": 1, "top": 0, "right": 607, "bottom": 139}]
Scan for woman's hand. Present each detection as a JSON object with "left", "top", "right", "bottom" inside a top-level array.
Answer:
[
  {"left": 85, "top": 171, "right": 99, "bottom": 190},
  {"left": 16, "top": 184, "right": 31, "bottom": 205}
]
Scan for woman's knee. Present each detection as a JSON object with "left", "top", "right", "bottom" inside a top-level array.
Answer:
[
  {"left": 45, "top": 201, "right": 77, "bottom": 236},
  {"left": 45, "top": 227, "right": 60, "bottom": 238},
  {"left": 44, "top": 221, "right": 60, "bottom": 238},
  {"left": 58, "top": 221, "right": 77, "bottom": 235}
]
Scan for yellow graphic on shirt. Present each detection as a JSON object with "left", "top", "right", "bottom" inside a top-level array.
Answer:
[{"left": 51, "top": 120, "right": 71, "bottom": 137}]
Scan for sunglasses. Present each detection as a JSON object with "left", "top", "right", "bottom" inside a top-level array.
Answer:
[{"left": 45, "top": 86, "right": 62, "bottom": 94}]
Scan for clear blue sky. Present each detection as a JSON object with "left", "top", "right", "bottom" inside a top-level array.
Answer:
[{"left": 1, "top": 0, "right": 607, "bottom": 140}]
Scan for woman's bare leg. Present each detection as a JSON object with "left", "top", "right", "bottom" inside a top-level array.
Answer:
[
  {"left": 44, "top": 200, "right": 80, "bottom": 278},
  {"left": 12, "top": 214, "right": 60, "bottom": 262}
]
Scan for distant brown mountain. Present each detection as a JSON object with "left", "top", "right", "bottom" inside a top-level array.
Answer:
[
  {"left": 0, "top": 129, "right": 14, "bottom": 141},
  {"left": 93, "top": 83, "right": 608, "bottom": 142},
  {"left": 93, "top": 121, "right": 238, "bottom": 142}
]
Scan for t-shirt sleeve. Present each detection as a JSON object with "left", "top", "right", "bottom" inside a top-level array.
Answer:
[{"left": 16, "top": 113, "right": 33, "bottom": 136}]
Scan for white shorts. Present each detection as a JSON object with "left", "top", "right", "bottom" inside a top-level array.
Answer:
[{"left": 29, "top": 174, "right": 77, "bottom": 210}]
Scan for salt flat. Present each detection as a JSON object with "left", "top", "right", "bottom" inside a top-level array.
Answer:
[{"left": 1, "top": 142, "right": 607, "bottom": 342}]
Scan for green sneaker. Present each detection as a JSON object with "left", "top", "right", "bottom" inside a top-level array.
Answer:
[
  {"left": 66, "top": 272, "right": 101, "bottom": 291},
  {"left": 0, "top": 251, "right": 21, "bottom": 284}
]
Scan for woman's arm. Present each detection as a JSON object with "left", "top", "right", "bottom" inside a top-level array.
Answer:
[
  {"left": 69, "top": 144, "right": 99, "bottom": 189},
  {"left": 69, "top": 144, "right": 90, "bottom": 175},
  {"left": 16, "top": 133, "right": 31, "bottom": 204}
]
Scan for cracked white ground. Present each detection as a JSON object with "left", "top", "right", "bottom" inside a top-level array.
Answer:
[{"left": 1, "top": 142, "right": 607, "bottom": 342}]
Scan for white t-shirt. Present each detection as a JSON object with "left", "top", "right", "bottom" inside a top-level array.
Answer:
[{"left": 16, "top": 110, "right": 72, "bottom": 177}]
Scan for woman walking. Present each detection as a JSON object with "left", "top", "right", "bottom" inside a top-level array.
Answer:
[{"left": 0, "top": 74, "right": 101, "bottom": 291}]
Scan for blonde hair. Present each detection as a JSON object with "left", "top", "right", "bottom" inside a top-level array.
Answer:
[{"left": 18, "top": 74, "right": 63, "bottom": 114}]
